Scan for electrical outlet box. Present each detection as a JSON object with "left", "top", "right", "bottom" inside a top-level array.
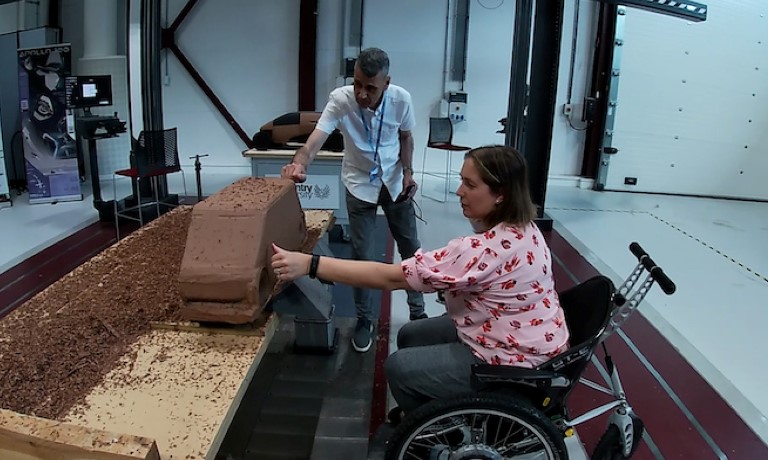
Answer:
[
  {"left": 449, "top": 102, "right": 466, "bottom": 122},
  {"left": 343, "top": 58, "right": 356, "bottom": 78},
  {"left": 563, "top": 103, "right": 573, "bottom": 117},
  {"left": 448, "top": 91, "right": 467, "bottom": 122}
]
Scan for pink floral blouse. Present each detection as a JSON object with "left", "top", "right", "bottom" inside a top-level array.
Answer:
[{"left": 401, "top": 222, "right": 570, "bottom": 368}]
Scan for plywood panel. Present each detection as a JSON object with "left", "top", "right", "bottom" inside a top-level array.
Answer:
[
  {"left": 0, "top": 408, "right": 160, "bottom": 460},
  {"left": 62, "top": 315, "right": 276, "bottom": 460}
]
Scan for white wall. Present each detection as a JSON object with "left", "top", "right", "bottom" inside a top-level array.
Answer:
[
  {"left": 0, "top": 3, "right": 20, "bottom": 35},
  {"left": 550, "top": 0, "right": 597, "bottom": 177},
  {"left": 360, "top": 0, "right": 447, "bottom": 155},
  {"left": 457, "top": 0, "right": 517, "bottom": 149},
  {"left": 50, "top": 0, "right": 653, "bottom": 184},
  {"left": 161, "top": 0, "right": 300, "bottom": 169},
  {"left": 114, "top": 0, "right": 594, "bottom": 180},
  {"left": 0, "top": 1, "right": 47, "bottom": 34},
  {"left": 315, "top": 0, "right": 344, "bottom": 111}
]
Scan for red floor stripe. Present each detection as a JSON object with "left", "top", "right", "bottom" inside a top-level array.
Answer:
[
  {"left": 621, "top": 309, "right": 768, "bottom": 458},
  {"left": 0, "top": 221, "right": 105, "bottom": 289},
  {"left": 601, "top": 332, "right": 718, "bottom": 458},
  {"left": 0, "top": 227, "right": 115, "bottom": 318},
  {"left": 548, "top": 231, "right": 768, "bottom": 459},
  {"left": 369, "top": 234, "right": 396, "bottom": 438},
  {"left": 0, "top": 222, "right": 137, "bottom": 319}
]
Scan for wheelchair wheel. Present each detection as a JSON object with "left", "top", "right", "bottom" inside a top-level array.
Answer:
[
  {"left": 591, "top": 416, "right": 644, "bottom": 459},
  {"left": 385, "top": 393, "right": 567, "bottom": 460}
]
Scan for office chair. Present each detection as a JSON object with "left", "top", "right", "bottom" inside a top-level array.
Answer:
[
  {"left": 420, "top": 117, "right": 471, "bottom": 202},
  {"left": 113, "top": 127, "right": 187, "bottom": 239}
]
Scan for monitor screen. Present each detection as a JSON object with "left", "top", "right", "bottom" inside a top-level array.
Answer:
[{"left": 69, "top": 75, "right": 113, "bottom": 109}]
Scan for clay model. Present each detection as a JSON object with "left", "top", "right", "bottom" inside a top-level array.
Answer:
[{"left": 178, "top": 177, "right": 307, "bottom": 323}]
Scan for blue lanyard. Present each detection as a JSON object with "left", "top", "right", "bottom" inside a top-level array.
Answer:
[{"left": 359, "top": 95, "right": 386, "bottom": 181}]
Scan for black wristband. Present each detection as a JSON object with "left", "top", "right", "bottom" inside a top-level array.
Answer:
[{"left": 309, "top": 254, "right": 320, "bottom": 279}]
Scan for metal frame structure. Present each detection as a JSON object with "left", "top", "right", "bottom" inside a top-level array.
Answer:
[{"left": 157, "top": 0, "right": 317, "bottom": 149}]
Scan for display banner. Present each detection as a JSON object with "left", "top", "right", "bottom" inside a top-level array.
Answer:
[
  {"left": 0, "top": 105, "right": 10, "bottom": 205},
  {"left": 267, "top": 174, "right": 340, "bottom": 210},
  {"left": 18, "top": 43, "right": 82, "bottom": 203}
]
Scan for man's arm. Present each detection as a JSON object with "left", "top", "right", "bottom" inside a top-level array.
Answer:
[
  {"left": 292, "top": 129, "right": 330, "bottom": 167},
  {"left": 399, "top": 129, "right": 417, "bottom": 193},
  {"left": 282, "top": 129, "right": 330, "bottom": 183}
]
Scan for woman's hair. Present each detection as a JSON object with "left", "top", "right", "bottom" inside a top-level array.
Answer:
[{"left": 465, "top": 145, "right": 537, "bottom": 227}]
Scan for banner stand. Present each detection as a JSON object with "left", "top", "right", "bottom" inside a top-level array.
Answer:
[{"left": 18, "top": 43, "right": 82, "bottom": 204}]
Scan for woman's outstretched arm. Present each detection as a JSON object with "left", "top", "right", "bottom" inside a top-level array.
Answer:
[{"left": 271, "top": 243, "right": 411, "bottom": 291}]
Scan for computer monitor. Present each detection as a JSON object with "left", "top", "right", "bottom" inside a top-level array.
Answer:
[{"left": 68, "top": 75, "right": 113, "bottom": 110}]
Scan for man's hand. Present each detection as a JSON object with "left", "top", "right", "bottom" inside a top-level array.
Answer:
[
  {"left": 281, "top": 162, "right": 308, "bottom": 183},
  {"left": 402, "top": 169, "right": 418, "bottom": 198},
  {"left": 394, "top": 169, "right": 418, "bottom": 203}
]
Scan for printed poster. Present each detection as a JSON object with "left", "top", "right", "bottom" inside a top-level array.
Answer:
[{"left": 18, "top": 43, "right": 82, "bottom": 203}]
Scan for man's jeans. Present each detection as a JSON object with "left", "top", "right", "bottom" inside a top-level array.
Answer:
[{"left": 345, "top": 187, "right": 425, "bottom": 320}]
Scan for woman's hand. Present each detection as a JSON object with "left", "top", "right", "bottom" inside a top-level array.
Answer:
[{"left": 271, "top": 243, "right": 311, "bottom": 283}]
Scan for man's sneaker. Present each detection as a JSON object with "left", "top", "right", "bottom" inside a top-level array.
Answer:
[
  {"left": 409, "top": 312, "right": 428, "bottom": 321},
  {"left": 352, "top": 318, "right": 374, "bottom": 353},
  {"left": 387, "top": 406, "right": 405, "bottom": 425}
]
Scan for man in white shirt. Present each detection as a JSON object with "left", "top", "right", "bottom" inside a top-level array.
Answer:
[{"left": 281, "top": 48, "right": 426, "bottom": 353}]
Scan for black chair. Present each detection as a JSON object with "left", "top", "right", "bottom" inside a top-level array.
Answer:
[
  {"left": 471, "top": 276, "right": 615, "bottom": 411},
  {"left": 420, "top": 117, "right": 471, "bottom": 202},
  {"left": 112, "top": 128, "right": 187, "bottom": 239}
]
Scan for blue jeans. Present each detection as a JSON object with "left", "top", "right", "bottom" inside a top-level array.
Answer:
[{"left": 345, "top": 187, "right": 425, "bottom": 320}]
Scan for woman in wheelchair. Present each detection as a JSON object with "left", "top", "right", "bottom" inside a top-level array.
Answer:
[
  {"left": 272, "top": 145, "right": 569, "bottom": 409},
  {"left": 274, "top": 145, "right": 675, "bottom": 459}
]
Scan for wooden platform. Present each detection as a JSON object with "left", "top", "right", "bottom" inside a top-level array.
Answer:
[
  {"left": 0, "top": 208, "right": 334, "bottom": 460},
  {"left": 64, "top": 314, "right": 278, "bottom": 460}
]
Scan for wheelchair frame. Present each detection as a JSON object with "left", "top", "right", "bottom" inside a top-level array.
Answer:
[{"left": 564, "top": 242, "right": 675, "bottom": 456}]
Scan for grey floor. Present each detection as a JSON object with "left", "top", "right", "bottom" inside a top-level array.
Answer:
[{"left": 215, "top": 318, "right": 375, "bottom": 460}]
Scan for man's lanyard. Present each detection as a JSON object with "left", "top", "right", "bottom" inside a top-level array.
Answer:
[{"left": 360, "top": 94, "right": 386, "bottom": 182}]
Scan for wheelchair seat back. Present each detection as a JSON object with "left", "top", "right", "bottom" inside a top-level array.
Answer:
[{"left": 472, "top": 276, "right": 615, "bottom": 411}]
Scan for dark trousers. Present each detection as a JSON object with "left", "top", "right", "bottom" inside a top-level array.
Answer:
[
  {"left": 345, "top": 187, "right": 425, "bottom": 320},
  {"left": 385, "top": 315, "right": 482, "bottom": 412}
]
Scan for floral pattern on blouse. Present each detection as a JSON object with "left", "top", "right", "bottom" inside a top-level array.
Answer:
[{"left": 402, "top": 222, "right": 570, "bottom": 368}]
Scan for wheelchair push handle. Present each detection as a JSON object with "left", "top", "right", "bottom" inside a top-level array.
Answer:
[{"left": 629, "top": 242, "right": 676, "bottom": 295}]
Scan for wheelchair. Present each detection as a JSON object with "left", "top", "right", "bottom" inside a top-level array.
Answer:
[{"left": 384, "top": 242, "right": 676, "bottom": 460}]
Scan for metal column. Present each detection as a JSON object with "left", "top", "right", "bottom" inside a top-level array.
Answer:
[
  {"left": 594, "top": 6, "right": 626, "bottom": 190},
  {"left": 505, "top": 0, "right": 565, "bottom": 230}
]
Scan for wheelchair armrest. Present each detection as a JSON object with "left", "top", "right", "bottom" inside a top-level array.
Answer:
[{"left": 471, "top": 364, "right": 570, "bottom": 388}]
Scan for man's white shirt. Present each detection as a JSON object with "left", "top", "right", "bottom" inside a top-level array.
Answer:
[{"left": 315, "top": 84, "right": 415, "bottom": 203}]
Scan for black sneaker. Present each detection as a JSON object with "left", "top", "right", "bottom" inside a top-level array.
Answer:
[
  {"left": 409, "top": 312, "right": 428, "bottom": 321},
  {"left": 387, "top": 406, "right": 405, "bottom": 425},
  {"left": 352, "top": 318, "right": 374, "bottom": 353}
]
